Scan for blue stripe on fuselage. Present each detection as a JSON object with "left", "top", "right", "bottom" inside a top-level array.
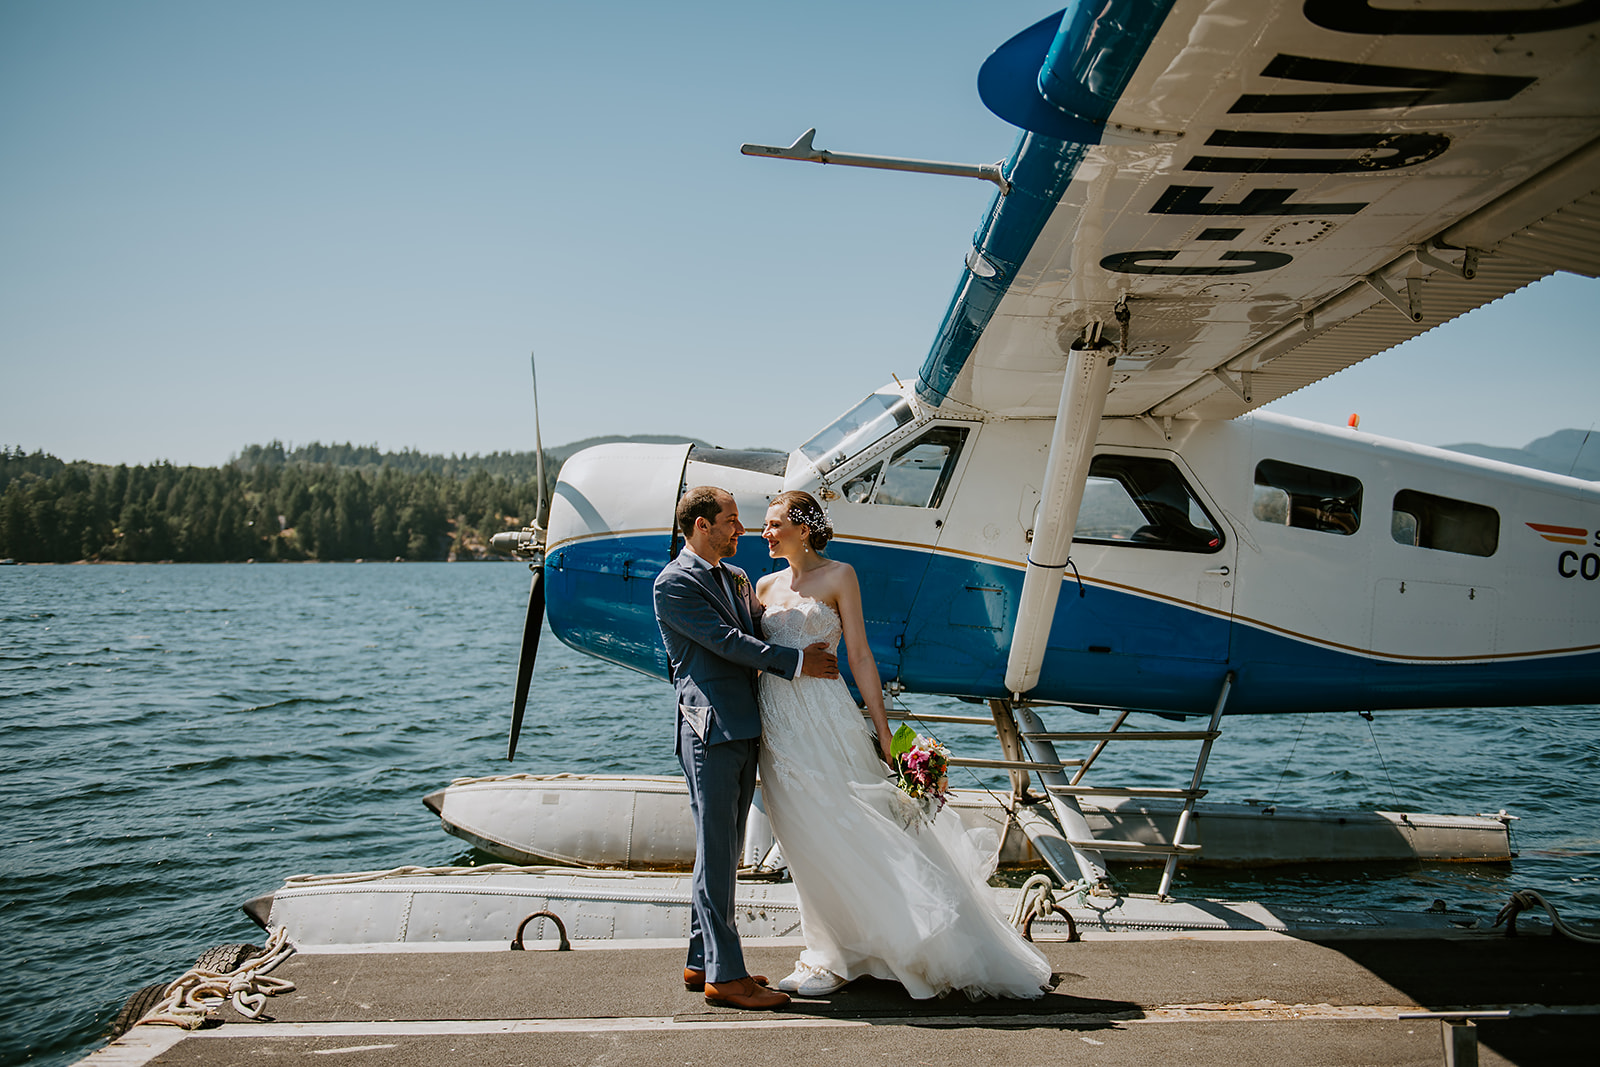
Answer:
[
  {"left": 544, "top": 534, "right": 675, "bottom": 679},
  {"left": 916, "top": 132, "right": 1090, "bottom": 405},
  {"left": 917, "top": 1, "right": 1176, "bottom": 405},
  {"left": 546, "top": 534, "right": 1600, "bottom": 713}
]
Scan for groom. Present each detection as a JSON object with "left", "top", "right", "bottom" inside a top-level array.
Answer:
[{"left": 653, "top": 485, "right": 837, "bottom": 1010}]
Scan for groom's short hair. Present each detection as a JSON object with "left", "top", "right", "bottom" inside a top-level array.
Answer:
[{"left": 676, "top": 486, "right": 727, "bottom": 538}]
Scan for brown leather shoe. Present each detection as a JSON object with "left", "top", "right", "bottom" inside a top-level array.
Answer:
[
  {"left": 703, "top": 976, "right": 790, "bottom": 1010},
  {"left": 684, "top": 968, "right": 767, "bottom": 991}
]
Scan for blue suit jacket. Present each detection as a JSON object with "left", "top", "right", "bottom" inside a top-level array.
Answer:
[{"left": 653, "top": 548, "right": 799, "bottom": 748}]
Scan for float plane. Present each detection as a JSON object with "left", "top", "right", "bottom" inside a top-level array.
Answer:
[{"left": 493, "top": 0, "right": 1600, "bottom": 893}]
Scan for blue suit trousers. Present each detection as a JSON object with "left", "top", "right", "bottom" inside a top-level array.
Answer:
[{"left": 677, "top": 714, "right": 758, "bottom": 982}]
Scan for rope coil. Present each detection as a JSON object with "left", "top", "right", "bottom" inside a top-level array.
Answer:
[
  {"left": 135, "top": 926, "right": 297, "bottom": 1030},
  {"left": 1010, "top": 873, "right": 1080, "bottom": 942},
  {"left": 1494, "top": 889, "right": 1600, "bottom": 943}
]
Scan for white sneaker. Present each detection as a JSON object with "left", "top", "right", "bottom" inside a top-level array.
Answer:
[{"left": 776, "top": 962, "right": 850, "bottom": 996}]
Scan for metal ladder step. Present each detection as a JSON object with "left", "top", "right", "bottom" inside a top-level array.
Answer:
[
  {"left": 1047, "top": 785, "right": 1208, "bottom": 799},
  {"left": 998, "top": 672, "right": 1235, "bottom": 901},
  {"left": 1023, "top": 730, "right": 1221, "bottom": 742},
  {"left": 946, "top": 757, "right": 1072, "bottom": 772},
  {"left": 883, "top": 710, "right": 995, "bottom": 726},
  {"left": 870, "top": 712, "right": 1086, "bottom": 768},
  {"left": 1065, "top": 839, "right": 1203, "bottom": 855}
]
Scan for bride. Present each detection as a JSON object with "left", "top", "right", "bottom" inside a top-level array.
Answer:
[{"left": 754, "top": 490, "right": 1052, "bottom": 1000}]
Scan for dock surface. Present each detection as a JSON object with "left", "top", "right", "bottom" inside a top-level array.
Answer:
[{"left": 88, "top": 932, "right": 1595, "bottom": 1066}]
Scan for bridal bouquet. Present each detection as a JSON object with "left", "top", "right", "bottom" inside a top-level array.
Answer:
[{"left": 888, "top": 724, "right": 950, "bottom": 819}]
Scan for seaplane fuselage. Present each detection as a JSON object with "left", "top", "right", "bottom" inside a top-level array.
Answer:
[
  {"left": 512, "top": 0, "right": 1600, "bottom": 722},
  {"left": 542, "top": 399, "right": 1600, "bottom": 716}
]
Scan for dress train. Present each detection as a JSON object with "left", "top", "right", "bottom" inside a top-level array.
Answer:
[{"left": 757, "top": 598, "right": 1051, "bottom": 1000}]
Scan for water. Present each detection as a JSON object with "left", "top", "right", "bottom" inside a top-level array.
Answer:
[{"left": 2, "top": 563, "right": 1596, "bottom": 1065}]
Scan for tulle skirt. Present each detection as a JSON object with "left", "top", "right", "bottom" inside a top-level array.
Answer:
[{"left": 757, "top": 671, "right": 1051, "bottom": 1000}]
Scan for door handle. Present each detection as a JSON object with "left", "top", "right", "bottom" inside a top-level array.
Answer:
[{"left": 1205, "top": 566, "right": 1230, "bottom": 576}]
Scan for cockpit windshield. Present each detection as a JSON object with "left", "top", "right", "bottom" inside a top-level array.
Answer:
[{"left": 797, "top": 392, "right": 913, "bottom": 475}]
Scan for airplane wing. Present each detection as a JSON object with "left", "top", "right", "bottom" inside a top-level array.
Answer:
[{"left": 917, "top": 0, "right": 1600, "bottom": 422}]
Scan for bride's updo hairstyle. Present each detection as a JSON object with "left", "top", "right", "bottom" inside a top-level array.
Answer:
[{"left": 771, "top": 490, "right": 833, "bottom": 553}]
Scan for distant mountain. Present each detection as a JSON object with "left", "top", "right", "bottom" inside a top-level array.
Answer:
[{"left": 1438, "top": 428, "right": 1599, "bottom": 481}]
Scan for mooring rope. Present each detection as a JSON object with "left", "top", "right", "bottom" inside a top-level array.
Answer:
[
  {"left": 1008, "top": 873, "right": 1082, "bottom": 942},
  {"left": 447, "top": 772, "right": 657, "bottom": 786},
  {"left": 135, "top": 926, "right": 297, "bottom": 1030},
  {"left": 282, "top": 863, "right": 648, "bottom": 886},
  {"left": 1009, "top": 874, "right": 1058, "bottom": 928},
  {"left": 1494, "top": 889, "right": 1600, "bottom": 943}
]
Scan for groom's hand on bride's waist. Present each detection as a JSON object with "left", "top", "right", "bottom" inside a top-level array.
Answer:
[{"left": 800, "top": 642, "right": 838, "bottom": 679}]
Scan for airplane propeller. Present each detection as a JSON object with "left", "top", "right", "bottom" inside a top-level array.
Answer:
[
  {"left": 507, "top": 566, "right": 544, "bottom": 760},
  {"left": 496, "top": 353, "right": 548, "bottom": 761}
]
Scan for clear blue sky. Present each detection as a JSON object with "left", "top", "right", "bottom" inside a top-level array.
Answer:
[{"left": 3, "top": 0, "right": 1595, "bottom": 467}]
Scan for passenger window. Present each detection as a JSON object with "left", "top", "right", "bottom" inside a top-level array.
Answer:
[
  {"left": 1392, "top": 489, "right": 1499, "bottom": 557},
  {"left": 1074, "top": 455, "right": 1223, "bottom": 552},
  {"left": 1253, "top": 460, "right": 1362, "bottom": 536},
  {"left": 840, "top": 462, "right": 882, "bottom": 503},
  {"left": 873, "top": 427, "right": 968, "bottom": 508},
  {"left": 1391, "top": 510, "right": 1419, "bottom": 547}
]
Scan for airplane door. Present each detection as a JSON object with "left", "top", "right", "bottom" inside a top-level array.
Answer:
[
  {"left": 820, "top": 422, "right": 976, "bottom": 686},
  {"left": 1056, "top": 450, "right": 1237, "bottom": 665}
]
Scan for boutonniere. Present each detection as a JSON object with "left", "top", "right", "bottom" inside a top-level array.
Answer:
[{"left": 730, "top": 571, "right": 749, "bottom": 597}]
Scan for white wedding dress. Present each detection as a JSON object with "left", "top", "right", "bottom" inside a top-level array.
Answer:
[{"left": 757, "top": 597, "right": 1052, "bottom": 1000}]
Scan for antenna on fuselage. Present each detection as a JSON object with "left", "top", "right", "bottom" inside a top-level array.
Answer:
[{"left": 1570, "top": 423, "right": 1595, "bottom": 477}]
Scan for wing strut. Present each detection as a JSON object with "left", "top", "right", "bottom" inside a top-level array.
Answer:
[{"left": 1004, "top": 322, "right": 1117, "bottom": 694}]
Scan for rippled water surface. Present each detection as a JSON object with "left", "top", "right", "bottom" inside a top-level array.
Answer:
[{"left": 3, "top": 563, "right": 1597, "bottom": 1065}]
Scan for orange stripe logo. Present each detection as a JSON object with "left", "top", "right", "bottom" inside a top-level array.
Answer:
[{"left": 1527, "top": 522, "right": 1589, "bottom": 545}]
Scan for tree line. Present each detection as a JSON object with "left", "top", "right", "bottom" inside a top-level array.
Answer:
[{"left": 0, "top": 442, "right": 557, "bottom": 564}]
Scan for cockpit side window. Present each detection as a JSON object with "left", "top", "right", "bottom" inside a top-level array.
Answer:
[
  {"left": 1253, "top": 459, "right": 1362, "bottom": 536},
  {"left": 1074, "top": 454, "right": 1223, "bottom": 552},
  {"left": 840, "top": 462, "right": 882, "bottom": 503},
  {"left": 873, "top": 426, "right": 969, "bottom": 509},
  {"left": 798, "top": 393, "right": 914, "bottom": 475}
]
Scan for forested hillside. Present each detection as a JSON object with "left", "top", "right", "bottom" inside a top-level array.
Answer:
[{"left": 0, "top": 437, "right": 697, "bottom": 564}]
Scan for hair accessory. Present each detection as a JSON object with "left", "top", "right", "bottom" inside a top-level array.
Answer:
[{"left": 788, "top": 499, "right": 833, "bottom": 539}]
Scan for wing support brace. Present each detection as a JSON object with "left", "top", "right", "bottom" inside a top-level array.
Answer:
[
  {"left": 740, "top": 128, "right": 1012, "bottom": 195},
  {"left": 1364, "top": 273, "right": 1424, "bottom": 324},
  {"left": 1362, "top": 243, "right": 1480, "bottom": 325},
  {"left": 1210, "top": 369, "right": 1253, "bottom": 405},
  {"left": 1004, "top": 324, "right": 1117, "bottom": 695}
]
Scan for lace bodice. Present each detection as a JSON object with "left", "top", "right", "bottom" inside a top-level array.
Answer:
[{"left": 760, "top": 598, "right": 842, "bottom": 652}]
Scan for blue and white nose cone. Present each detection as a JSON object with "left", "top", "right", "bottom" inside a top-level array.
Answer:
[
  {"left": 543, "top": 442, "right": 791, "bottom": 678},
  {"left": 543, "top": 442, "right": 691, "bottom": 677}
]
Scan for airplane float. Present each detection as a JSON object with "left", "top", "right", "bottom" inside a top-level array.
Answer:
[{"left": 490, "top": 0, "right": 1600, "bottom": 897}]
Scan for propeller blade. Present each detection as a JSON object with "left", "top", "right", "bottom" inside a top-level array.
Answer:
[
  {"left": 530, "top": 353, "right": 546, "bottom": 529},
  {"left": 507, "top": 567, "right": 545, "bottom": 760}
]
